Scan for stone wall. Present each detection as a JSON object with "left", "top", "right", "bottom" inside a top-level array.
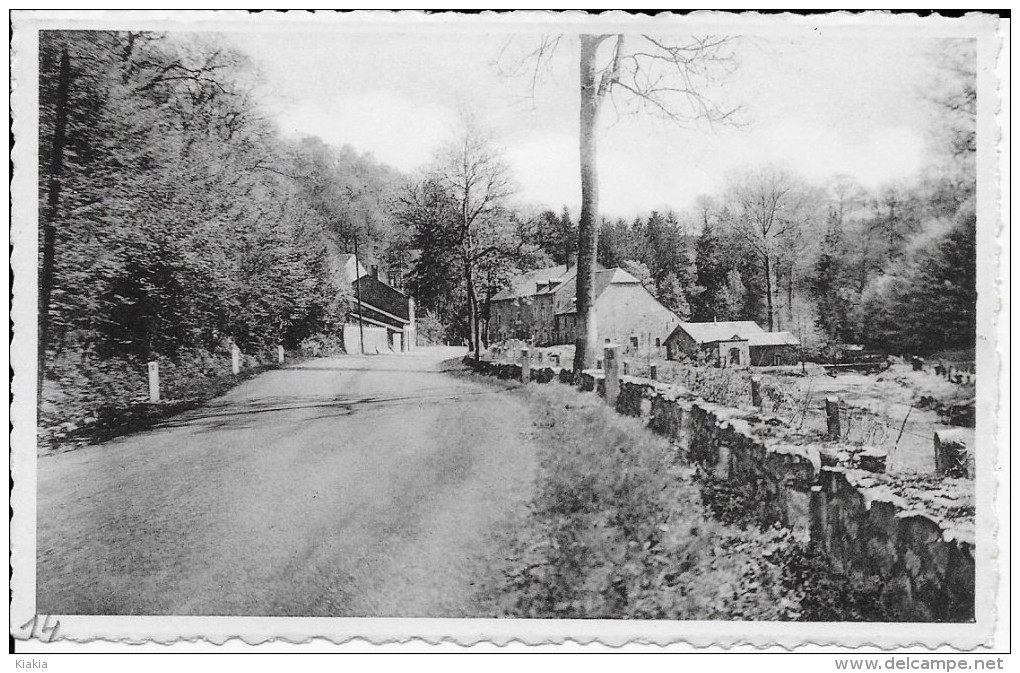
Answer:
[{"left": 463, "top": 356, "right": 975, "bottom": 622}]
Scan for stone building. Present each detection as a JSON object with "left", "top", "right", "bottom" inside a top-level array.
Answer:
[
  {"left": 489, "top": 263, "right": 681, "bottom": 355},
  {"left": 664, "top": 320, "right": 800, "bottom": 367}
]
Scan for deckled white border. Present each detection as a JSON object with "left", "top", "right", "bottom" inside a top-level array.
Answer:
[{"left": 9, "top": 9, "right": 1007, "bottom": 650}]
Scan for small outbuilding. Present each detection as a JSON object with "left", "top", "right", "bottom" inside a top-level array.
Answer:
[{"left": 665, "top": 320, "right": 800, "bottom": 367}]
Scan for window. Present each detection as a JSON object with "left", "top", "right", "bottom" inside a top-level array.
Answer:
[
  {"left": 774, "top": 353, "right": 782, "bottom": 366},
  {"left": 630, "top": 336, "right": 639, "bottom": 349},
  {"left": 655, "top": 337, "right": 661, "bottom": 347},
  {"left": 729, "top": 348, "right": 741, "bottom": 366}
]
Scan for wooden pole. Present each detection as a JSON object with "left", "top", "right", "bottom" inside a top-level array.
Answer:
[
  {"left": 353, "top": 232, "right": 366, "bottom": 355},
  {"left": 520, "top": 347, "right": 530, "bottom": 385}
]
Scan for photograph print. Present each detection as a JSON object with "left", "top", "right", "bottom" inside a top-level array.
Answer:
[{"left": 10, "top": 9, "right": 1005, "bottom": 648}]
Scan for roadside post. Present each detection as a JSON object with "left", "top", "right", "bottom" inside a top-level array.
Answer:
[
  {"left": 147, "top": 361, "right": 160, "bottom": 403},
  {"left": 520, "top": 347, "right": 530, "bottom": 385},
  {"left": 604, "top": 344, "right": 620, "bottom": 407},
  {"left": 277, "top": 345, "right": 285, "bottom": 365},
  {"left": 751, "top": 376, "right": 762, "bottom": 408},
  {"left": 231, "top": 343, "right": 241, "bottom": 375},
  {"left": 825, "top": 396, "right": 841, "bottom": 440}
]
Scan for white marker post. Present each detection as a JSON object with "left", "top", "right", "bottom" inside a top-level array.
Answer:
[
  {"left": 277, "top": 345, "right": 285, "bottom": 365},
  {"left": 232, "top": 344, "right": 241, "bottom": 375},
  {"left": 147, "top": 361, "right": 160, "bottom": 403}
]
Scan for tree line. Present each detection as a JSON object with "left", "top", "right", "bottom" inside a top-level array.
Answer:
[
  {"left": 39, "top": 30, "right": 977, "bottom": 393},
  {"left": 38, "top": 30, "right": 403, "bottom": 387}
]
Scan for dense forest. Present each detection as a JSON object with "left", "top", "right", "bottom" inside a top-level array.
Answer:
[{"left": 37, "top": 31, "right": 977, "bottom": 439}]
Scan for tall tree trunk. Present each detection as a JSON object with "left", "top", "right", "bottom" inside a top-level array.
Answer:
[
  {"left": 38, "top": 46, "right": 71, "bottom": 403},
  {"left": 763, "top": 252, "right": 775, "bottom": 332},
  {"left": 786, "top": 261, "right": 795, "bottom": 331},
  {"left": 573, "top": 35, "right": 602, "bottom": 372},
  {"left": 464, "top": 252, "right": 480, "bottom": 360}
]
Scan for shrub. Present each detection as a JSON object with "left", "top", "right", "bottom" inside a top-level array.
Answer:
[{"left": 500, "top": 386, "right": 803, "bottom": 620}]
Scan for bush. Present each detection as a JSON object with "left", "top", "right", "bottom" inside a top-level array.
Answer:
[
  {"left": 500, "top": 387, "right": 803, "bottom": 620},
  {"left": 38, "top": 343, "right": 294, "bottom": 452}
]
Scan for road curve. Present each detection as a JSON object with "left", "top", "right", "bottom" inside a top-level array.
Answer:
[{"left": 36, "top": 347, "right": 536, "bottom": 617}]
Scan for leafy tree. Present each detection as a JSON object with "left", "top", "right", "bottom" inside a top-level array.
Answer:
[
  {"left": 717, "top": 268, "right": 747, "bottom": 321},
  {"left": 810, "top": 211, "right": 856, "bottom": 347},
  {"left": 656, "top": 272, "right": 690, "bottom": 320},
  {"left": 621, "top": 260, "right": 655, "bottom": 293},
  {"left": 691, "top": 217, "right": 728, "bottom": 322},
  {"left": 430, "top": 118, "right": 517, "bottom": 358}
]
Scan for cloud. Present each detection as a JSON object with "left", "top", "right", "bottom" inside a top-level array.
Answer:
[
  {"left": 275, "top": 91, "right": 458, "bottom": 173},
  {"left": 503, "top": 133, "right": 580, "bottom": 213}
]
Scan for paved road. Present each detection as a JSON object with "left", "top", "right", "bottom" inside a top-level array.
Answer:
[{"left": 36, "top": 348, "right": 537, "bottom": 617}]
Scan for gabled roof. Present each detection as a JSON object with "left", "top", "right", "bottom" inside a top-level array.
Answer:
[
  {"left": 352, "top": 274, "right": 409, "bottom": 323},
  {"left": 333, "top": 253, "right": 369, "bottom": 283},
  {"left": 553, "top": 267, "right": 643, "bottom": 315},
  {"left": 672, "top": 320, "right": 766, "bottom": 344},
  {"left": 747, "top": 331, "right": 801, "bottom": 347}
]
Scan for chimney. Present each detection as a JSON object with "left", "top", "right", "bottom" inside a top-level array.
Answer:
[{"left": 370, "top": 264, "right": 379, "bottom": 279}]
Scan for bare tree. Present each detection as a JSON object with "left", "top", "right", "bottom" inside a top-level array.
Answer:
[
  {"left": 721, "top": 165, "right": 812, "bottom": 332},
  {"left": 500, "top": 34, "right": 739, "bottom": 370},
  {"left": 431, "top": 119, "right": 516, "bottom": 359}
]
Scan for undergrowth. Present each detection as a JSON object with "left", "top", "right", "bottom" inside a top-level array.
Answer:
[
  {"left": 497, "top": 378, "right": 892, "bottom": 621},
  {"left": 38, "top": 345, "right": 314, "bottom": 453}
]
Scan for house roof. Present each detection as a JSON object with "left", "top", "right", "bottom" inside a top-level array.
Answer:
[
  {"left": 747, "top": 331, "right": 801, "bottom": 347},
  {"left": 333, "top": 253, "right": 369, "bottom": 284},
  {"left": 491, "top": 264, "right": 570, "bottom": 302},
  {"left": 352, "top": 274, "right": 409, "bottom": 324},
  {"left": 671, "top": 320, "right": 766, "bottom": 344},
  {"left": 553, "top": 268, "right": 643, "bottom": 315}
]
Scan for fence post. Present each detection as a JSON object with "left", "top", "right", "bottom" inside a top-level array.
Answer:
[
  {"left": 750, "top": 376, "right": 762, "bottom": 408},
  {"left": 277, "top": 345, "right": 285, "bottom": 365},
  {"left": 825, "top": 396, "right": 841, "bottom": 440},
  {"left": 604, "top": 344, "right": 620, "bottom": 407},
  {"left": 232, "top": 344, "right": 241, "bottom": 375},
  {"left": 147, "top": 361, "right": 160, "bottom": 403},
  {"left": 520, "top": 347, "right": 530, "bottom": 385}
]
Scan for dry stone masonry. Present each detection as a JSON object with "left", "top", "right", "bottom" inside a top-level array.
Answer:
[{"left": 465, "top": 354, "right": 975, "bottom": 622}]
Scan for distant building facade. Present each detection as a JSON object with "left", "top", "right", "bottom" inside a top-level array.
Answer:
[
  {"left": 664, "top": 320, "right": 800, "bottom": 367},
  {"left": 344, "top": 265, "right": 416, "bottom": 354},
  {"left": 489, "top": 263, "right": 681, "bottom": 355}
]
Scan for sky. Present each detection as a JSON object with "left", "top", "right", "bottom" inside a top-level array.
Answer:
[{"left": 224, "top": 25, "right": 945, "bottom": 219}]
